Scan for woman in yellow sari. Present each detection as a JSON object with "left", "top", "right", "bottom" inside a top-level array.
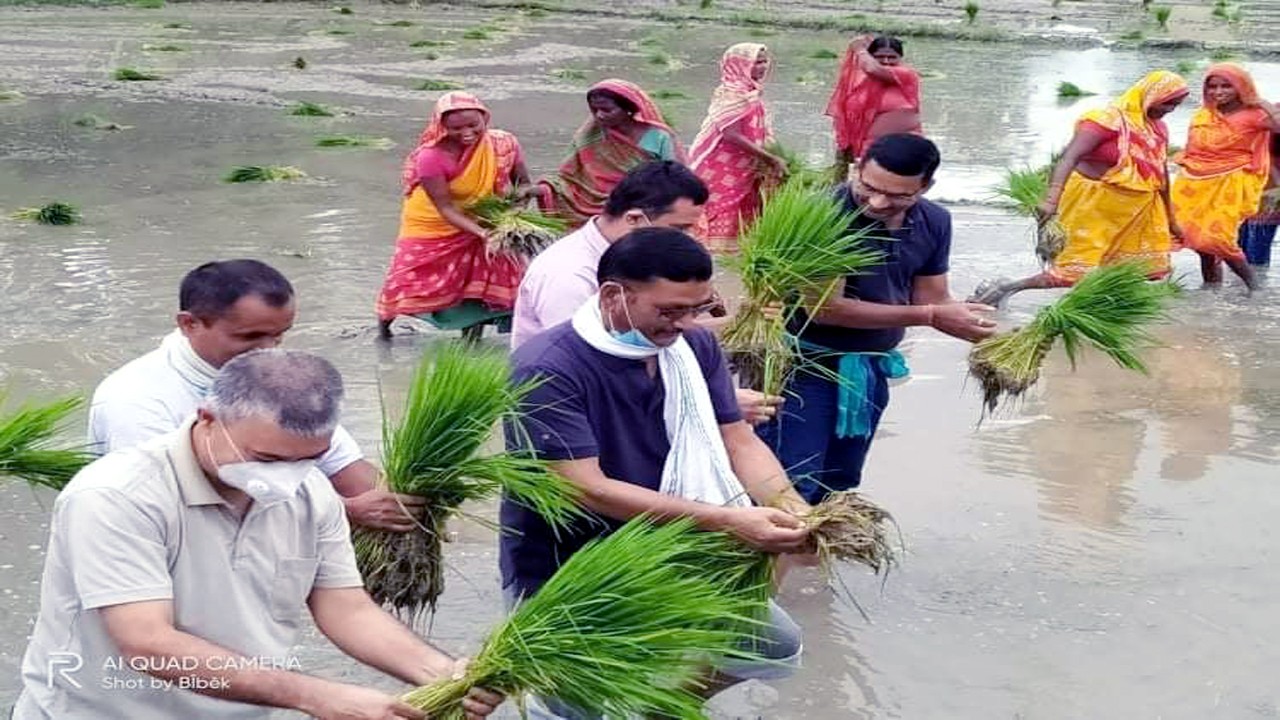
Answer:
[
  {"left": 1172, "top": 63, "right": 1279, "bottom": 290},
  {"left": 972, "top": 71, "right": 1189, "bottom": 305},
  {"left": 376, "top": 92, "right": 531, "bottom": 340}
]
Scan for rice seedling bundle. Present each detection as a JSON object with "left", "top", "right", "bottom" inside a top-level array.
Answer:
[
  {"left": 113, "top": 67, "right": 164, "bottom": 82},
  {"left": 142, "top": 44, "right": 186, "bottom": 52},
  {"left": 417, "top": 78, "right": 463, "bottom": 91},
  {"left": 993, "top": 162, "right": 1067, "bottom": 264},
  {"left": 315, "top": 135, "right": 393, "bottom": 149},
  {"left": 721, "top": 179, "right": 882, "bottom": 396},
  {"left": 764, "top": 141, "right": 832, "bottom": 192},
  {"left": 223, "top": 165, "right": 307, "bottom": 183},
  {"left": 468, "top": 194, "right": 567, "bottom": 260},
  {"left": 0, "top": 395, "right": 93, "bottom": 491},
  {"left": 968, "top": 261, "right": 1178, "bottom": 414},
  {"left": 289, "top": 101, "right": 333, "bottom": 117},
  {"left": 401, "top": 516, "right": 771, "bottom": 719},
  {"left": 293, "top": 56, "right": 307, "bottom": 69},
  {"left": 355, "top": 345, "right": 581, "bottom": 622},
  {"left": 1056, "top": 81, "right": 1095, "bottom": 98},
  {"left": 11, "top": 202, "right": 81, "bottom": 225},
  {"left": 803, "top": 491, "right": 897, "bottom": 576}
]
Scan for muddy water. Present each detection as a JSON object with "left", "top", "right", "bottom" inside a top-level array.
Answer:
[{"left": 2, "top": 3, "right": 1279, "bottom": 718}]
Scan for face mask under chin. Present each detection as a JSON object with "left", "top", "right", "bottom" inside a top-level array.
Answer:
[{"left": 604, "top": 285, "right": 658, "bottom": 349}]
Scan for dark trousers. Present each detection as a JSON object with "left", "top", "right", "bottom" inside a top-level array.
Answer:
[
  {"left": 757, "top": 368, "right": 891, "bottom": 504},
  {"left": 1240, "top": 220, "right": 1277, "bottom": 266}
]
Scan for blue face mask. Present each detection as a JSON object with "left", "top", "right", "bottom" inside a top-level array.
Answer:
[{"left": 605, "top": 283, "right": 657, "bottom": 349}]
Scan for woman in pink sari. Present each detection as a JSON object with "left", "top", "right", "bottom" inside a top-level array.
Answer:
[
  {"left": 689, "top": 43, "right": 786, "bottom": 254},
  {"left": 825, "top": 35, "right": 923, "bottom": 180}
]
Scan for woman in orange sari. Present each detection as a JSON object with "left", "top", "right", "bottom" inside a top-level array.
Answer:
[
  {"left": 1172, "top": 63, "right": 1280, "bottom": 290},
  {"left": 536, "top": 79, "right": 683, "bottom": 227},
  {"left": 972, "top": 71, "right": 1190, "bottom": 305},
  {"left": 376, "top": 91, "right": 531, "bottom": 340},
  {"left": 689, "top": 43, "right": 786, "bottom": 254},
  {"left": 825, "top": 35, "right": 922, "bottom": 180}
]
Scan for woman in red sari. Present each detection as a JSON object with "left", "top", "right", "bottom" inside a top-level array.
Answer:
[
  {"left": 689, "top": 43, "right": 786, "bottom": 254},
  {"left": 1172, "top": 63, "right": 1280, "bottom": 290},
  {"left": 825, "top": 35, "right": 923, "bottom": 181},
  {"left": 376, "top": 92, "right": 531, "bottom": 340},
  {"left": 536, "top": 79, "right": 683, "bottom": 227}
]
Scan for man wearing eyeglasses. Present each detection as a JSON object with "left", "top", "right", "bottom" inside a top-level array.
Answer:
[{"left": 758, "top": 133, "right": 997, "bottom": 504}]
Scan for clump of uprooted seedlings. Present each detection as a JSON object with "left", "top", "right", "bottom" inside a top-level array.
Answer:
[
  {"left": 468, "top": 194, "right": 567, "bottom": 260},
  {"left": 993, "top": 160, "right": 1067, "bottom": 265},
  {"left": 355, "top": 344, "right": 581, "bottom": 624},
  {"left": 223, "top": 165, "right": 307, "bottom": 183},
  {"left": 721, "top": 179, "right": 882, "bottom": 396},
  {"left": 401, "top": 516, "right": 771, "bottom": 719},
  {"left": 803, "top": 490, "right": 898, "bottom": 577},
  {"left": 11, "top": 202, "right": 81, "bottom": 226},
  {"left": 764, "top": 141, "right": 832, "bottom": 192},
  {"left": 968, "top": 261, "right": 1179, "bottom": 414},
  {"left": 0, "top": 395, "right": 93, "bottom": 491}
]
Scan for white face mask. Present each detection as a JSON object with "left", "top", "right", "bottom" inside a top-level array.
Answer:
[{"left": 206, "top": 421, "right": 315, "bottom": 505}]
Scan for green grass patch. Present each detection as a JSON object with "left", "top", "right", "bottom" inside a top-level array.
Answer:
[
  {"left": 1209, "top": 47, "right": 1239, "bottom": 61},
  {"left": 10, "top": 202, "right": 81, "bottom": 226},
  {"left": 223, "top": 165, "right": 307, "bottom": 183},
  {"left": 316, "top": 135, "right": 393, "bottom": 149},
  {"left": 551, "top": 68, "right": 587, "bottom": 81},
  {"left": 112, "top": 67, "right": 163, "bottom": 81},
  {"left": 381, "top": 20, "right": 415, "bottom": 27},
  {"left": 417, "top": 78, "right": 462, "bottom": 91},
  {"left": 647, "top": 50, "right": 673, "bottom": 67},
  {"left": 1118, "top": 29, "right": 1145, "bottom": 42},
  {"left": 1153, "top": 6, "right": 1171, "bottom": 29},
  {"left": 1056, "top": 82, "right": 1096, "bottom": 98},
  {"left": 289, "top": 101, "right": 334, "bottom": 117},
  {"left": 637, "top": 36, "right": 662, "bottom": 47},
  {"left": 1174, "top": 59, "right": 1197, "bottom": 74},
  {"left": 410, "top": 39, "right": 452, "bottom": 47},
  {"left": 462, "top": 26, "right": 496, "bottom": 40},
  {"left": 142, "top": 43, "right": 186, "bottom": 52},
  {"left": 73, "top": 114, "right": 130, "bottom": 130}
]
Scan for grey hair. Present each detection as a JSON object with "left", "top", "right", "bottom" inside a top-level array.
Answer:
[{"left": 204, "top": 349, "right": 344, "bottom": 437}]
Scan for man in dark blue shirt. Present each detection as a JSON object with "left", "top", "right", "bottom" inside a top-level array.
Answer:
[
  {"left": 504, "top": 228, "right": 812, "bottom": 719},
  {"left": 759, "top": 134, "right": 997, "bottom": 503}
]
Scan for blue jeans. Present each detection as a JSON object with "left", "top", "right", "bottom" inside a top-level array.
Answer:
[
  {"left": 757, "top": 368, "right": 890, "bottom": 504},
  {"left": 1240, "top": 220, "right": 1277, "bottom": 266},
  {"left": 502, "top": 588, "right": 802, "bottom": 720}
]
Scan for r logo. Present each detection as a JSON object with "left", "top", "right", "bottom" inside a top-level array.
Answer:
[{"left": 47, "top": 651, "right": 83, "bottom": 689}]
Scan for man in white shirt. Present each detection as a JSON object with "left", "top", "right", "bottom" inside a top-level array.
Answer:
[
  {"left": 16, "top": 349, "right": 502, "bottom": 720},
  {"left": 89, "top": 259, "right": 421, "bottom": 532}
]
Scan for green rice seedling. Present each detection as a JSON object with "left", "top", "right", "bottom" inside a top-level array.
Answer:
[
  {"left": 11, "top": 202, "right": 81, "bottom": 226},
  {"left": 142, "top": 44, "right": 186, "bottom": 52},
  {"left": 1174, "top": 59, "right": 1197, "bottom": 75},
  {"left": 522, "top": 7, "right": 547, "bottom": 18},
  {"left": 968, "top": 262, "right": 1178, "bottom": 414},
  {"left": 647, "top": 50, "right": 674, "bottom": 67},
  {"left": 462, "top": 27, "right": 492, "bottom": 40},
  {"left": 355, "top": 345, "right": 582, "bottom": 622},
  {"left": 289, "top": 101, "right": 334, "bottom": 117},
  {"left": 964, "top": 1, "right": 979, "bottom": 24},
  {"left": 134, "top": 0, "right": 164, "bottom": 8},
  {"left": 401, "top": 516, "right": 769, "bottom": 719},
  {"left": 1211, "top": 0, "right": 1229, "bottom": 20},
  {"left": 1154, "top": 6, "right": 1172, "bottom": 29},
  {"left": 162, "top": 22, "right": 189, "bottom": 29},
  {"left": 469, "top": 194, "right": 567, "bottom": 259},
  {"left": 223, "top": 165, "right": 307, "bottom": 183},
  {"left": 808, "top": 48, "right": 840, "bottom": 60},
  {"left": 721, "top": 179, "right": 883, "bottom": 396},
  {"left": 113, "top": 67, "right": 163, "bottom": 81},
  {"left": 293, "top": 56, "right": 307, "bottom": 69},
  {"left": 417, "top": 78, "right": 462, "bottom": 91},
  {"left": 315, "top": 135, "right": 393, "bottom": 149},
  {"left": 383, "top": 20, "right": 416, "bottom": 27},
  {"left": 1209, "top": 47, "right": 1238, "bottom": 61},
  {"left": 334, "top": 5, "right": 353, "bottom": 14},
  {"left": 72, "top": 114, "right": 129, "bottom": 131},
  {"left": 993, "top": 161, "right": 1067, "bottom": 264},
  {"left": 1119, "top": 29, "right": 1145, "bottom": 42},
  {"left": 803, "top": 491, "right": 898, "bottom": 577},
  {"left": 700, "top": 0, "right": 714, "bottom": 8},
  {"left": 326, "top": 29, "right": 353, "bottom": 36},
  {"left": 410, "top": 39, "right": 452, "bottom": 47},
  {"left": 421, "top": 52, "right": 439, "bottom": 61},
  {"left": 637, "top": 36, "right": 662, "bottom": 47},
  {"left": 551, "top": 68, "right": 587, "bottom": 81},
  {"left": 764, "top": 141, "right": 833, "bottom": 192},
  {"left": 0, "top": 395, "right": 93, "bottom": 491},
  {"left": 1056, "top": 82, "right": 1095, "bottom": 99}
]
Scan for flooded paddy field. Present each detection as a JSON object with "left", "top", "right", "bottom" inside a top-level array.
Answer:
[{"left": 2, "top": 2, "right": 1279, "bottom": 718}]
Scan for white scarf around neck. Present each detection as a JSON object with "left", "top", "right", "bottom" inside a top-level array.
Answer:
[
  {"left": 571, "top": 295, "right": 750, "bottom": 508},
  {"left": 161, "top": 330, "right": 219, "bottom": 395}
]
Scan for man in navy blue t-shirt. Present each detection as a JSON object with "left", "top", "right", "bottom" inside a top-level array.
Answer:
[
  {"left": 504, "top": 228, "right": 813, "bottom": 719},
  {"left": 758, "top": 134, "right": 998, "bottom": 503}
]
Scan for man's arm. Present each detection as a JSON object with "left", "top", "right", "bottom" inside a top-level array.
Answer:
[
  {"left": 99, "top": 601, "right": 427, "bottom": 720},
  {"left": 811, "top": 277, "right": 935, "bottom": 329},
  {"left": 329, "top": 459, "right": 426, "bottom": 533},
  {"left": 814, "top": 276, "right": 994, "bottom": 342},
  {"left": 549, "top": 458, "right": 807, "bottom": 553},
  {"left": 720, "top": 421, "right": 808, "bottom": 514},
  {"left": 309, "top": 587, "right": 454, "bottom": 684}
]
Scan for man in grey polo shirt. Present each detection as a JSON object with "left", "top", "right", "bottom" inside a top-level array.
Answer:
[{"left": 15, "top": 349, "right": 501, "bottom": 720}]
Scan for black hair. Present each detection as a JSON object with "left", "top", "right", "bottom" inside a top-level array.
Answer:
[
  {"left": 179, "top": 259, "right": 294, "bottom": 319},
  {"left": 586, "top": 88, "right": 640, "bottom": 116},
  {"left": 603, "top": 161, "right": 709, "bottom": 218},
  {"left": 861, "top": 134, "right": 941, "bottom": 184},
  {"left": 597, "top": 228, "right": 713, "bottom": 285},
  {"left": 868, "top": 36, "right": 905, "bottom": 56}
]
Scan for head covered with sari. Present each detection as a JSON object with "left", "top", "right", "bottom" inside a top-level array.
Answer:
[
  {"left": 1202, "top": 62, "right": 1262, "bottom": 107},
  {"left": 1175, "top": 63, "right": 1272, "bottom": 179},
  {"left": 688, "top": 43, "right": 770, "bottom": 167},
  {"left": 824, "top": 36, "right": 921, "bottom": 158},
  {"left": 1078, "top": 70, "right": 1189, "bottom": 191},
  {"left": 401, "top": 91, "right": 491, "bottom": 196},
  {"left": 583, "top": 79, "right": 677, "bottom": 137}
]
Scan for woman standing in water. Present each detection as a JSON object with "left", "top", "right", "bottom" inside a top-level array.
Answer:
[
  {"left": 689, "top": 43, "right": 786, "bottom": 254},
  {"left": 825, "top": 35, "right": 923, "bottom": 180},
  {"left": 1172, "top": 63, "right": 1280, "bottom": 290},
  {"left": 376, "top": 91, "right": 531, "bottom": 340},
  {"left": 536, "top": 79, "right": 683, "bottom": 226},
  {"left": 972, "top": 71, "right": 1190, "bottom": 306}
]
